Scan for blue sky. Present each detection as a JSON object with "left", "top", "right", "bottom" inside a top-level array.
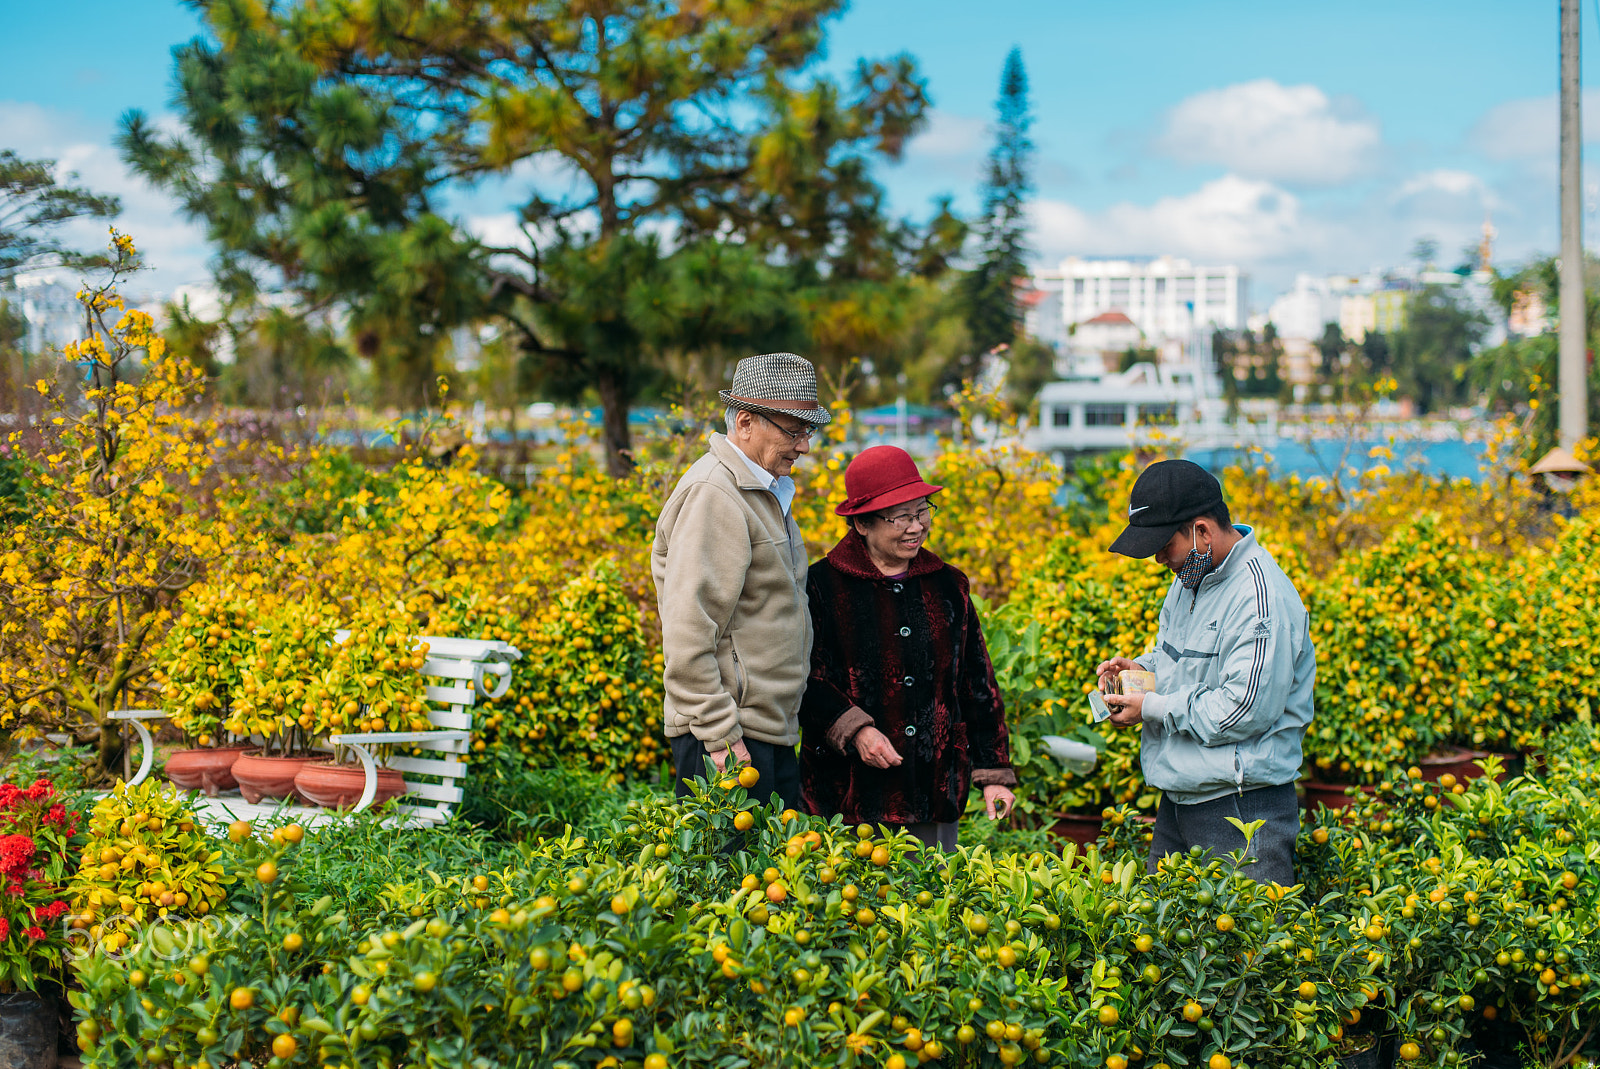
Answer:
[{"left": 1, "top": 0, "right": 1593, "bottom": 305}]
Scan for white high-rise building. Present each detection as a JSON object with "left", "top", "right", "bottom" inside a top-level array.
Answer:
[{"left": 1026, "top": 255, "right": 1248, "bottom": 353}]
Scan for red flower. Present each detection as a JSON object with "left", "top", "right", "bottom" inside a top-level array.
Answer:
[
  {"left": 22, "top": 926, "right": 45, "bottom": 941},
  {"left": 33, "top": 900, "right": 69, "bottom": 922},
  {"left": 0, "top": 918, "right": 9, "bottom": 942},
  {"left": 0, "top": 834, "right": 34, "bottom": 878},
  {"left": 22, "top": 779, "right": 51, "bottom": 802},
  {"left": 43, "top": 805, "right": 67, "bottom": 826}
]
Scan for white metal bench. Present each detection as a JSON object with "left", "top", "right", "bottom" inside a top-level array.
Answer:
[{"left": 112, "top": 635, "right": 521, "bottom": 829}]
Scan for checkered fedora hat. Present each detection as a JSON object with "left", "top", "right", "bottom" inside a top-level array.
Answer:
[{"left": 719, "top": 352, "right": 833, "bottom": 425}]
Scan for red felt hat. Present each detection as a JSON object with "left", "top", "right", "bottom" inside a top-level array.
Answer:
[{"left": 835, "top": 446, "right": 944, "bottom": 516}]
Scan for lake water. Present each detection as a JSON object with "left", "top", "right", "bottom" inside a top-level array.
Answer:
[{"left": 1184, "top": 438, "right": 1491, "bottom": 483}]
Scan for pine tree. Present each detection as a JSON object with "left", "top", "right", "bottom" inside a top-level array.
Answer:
[
  {"left": 956, "top": 47, "right": 1034, "bottom": 388},
  {"left": 0, "top": 150, "right": 120, "bottom": 283},
  {"left": 121, "top": 0, "right": 930, "bottom": 473}
]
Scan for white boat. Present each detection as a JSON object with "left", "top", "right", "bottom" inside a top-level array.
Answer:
[{"left": 1025, "top": 352, "right": 1278, "bottom": 463}]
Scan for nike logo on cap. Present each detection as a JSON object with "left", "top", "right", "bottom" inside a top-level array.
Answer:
[{"left": 1129, "top": 504, "right": 1150, "bottom": 516}]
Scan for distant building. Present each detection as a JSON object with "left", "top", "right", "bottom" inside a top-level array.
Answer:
[
  {"left": 1373, "top": 287, "right": 1410, "bottom": 335},
  {"left": 1026, "top": 255, "right": 1248, "bottom": 355},
  {"left": 12, "top": 272, "right": 86, "bottom": 355},
  {"left": 1264, "top": 274, "right": 1369, "bottom": 344},
  {"left": 1339, "top": 294, "right": 1377, "bottom": 342},
  {"left": 1072, "top": 310, "right": 1144, "bottom": 366}
]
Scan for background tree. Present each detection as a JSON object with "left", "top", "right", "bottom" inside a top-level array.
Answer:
[
  {"left": 1211, "top": 328, "right": 1242, "bottom": 413},
  {"left": 0, "top": 149, "right": 121, "bottom": 283},
  {"left": 123, "top": 0, "right": 929, "bottom": 473},
  {"left": 1471, "top": 254, "right": 1600, "bottom": 454},
  {"left": 956, "top": 46, "right": 1033, "bottom": 390},
  {"left": 1390, "top": 285, "right": 1487, "bottom": 413}
]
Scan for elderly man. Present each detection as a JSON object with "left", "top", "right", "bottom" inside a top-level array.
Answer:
[
  {"left": 1095, "top": 460, "right": 1315, "bottom": 886},
  {"left": 652, "top": 352, "right": 831, "bottom": 809}
]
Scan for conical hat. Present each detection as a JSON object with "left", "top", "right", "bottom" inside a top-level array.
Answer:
[{"left": 1528, "top": 446, "right": 1593, "bottom": 475}]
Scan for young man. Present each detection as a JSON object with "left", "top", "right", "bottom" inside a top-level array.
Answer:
[
  {"left": 651, "top": 352, "right": 830, "bottom": 810},
  {"left": 1096, "top": 459, "right": 1315, "bottom": 885}
]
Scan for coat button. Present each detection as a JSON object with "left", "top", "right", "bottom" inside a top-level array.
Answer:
[
  {"left": 904, "top": 724, "right": 917, "bottom": 737},
  {"left": 898, "top": 626, "right": 911, "bottom": 637},
  {"left": 903, "top": 675, "right": 914, "bottom": 686},
  {"left": 891, "top": 583, "right": 903, "bottom": 593}
]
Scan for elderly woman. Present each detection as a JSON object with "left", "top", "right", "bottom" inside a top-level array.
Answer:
[{"left": 799, "top": 445, "right": 1016, "bottom": 850}]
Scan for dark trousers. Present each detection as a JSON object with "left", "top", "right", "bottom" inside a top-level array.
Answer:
[
  {"left": 670, "top": 734, "right": 801, "bottom": 812},
  {"left": 1147, "top": 782, "right": 1298, "bottom": 886}
]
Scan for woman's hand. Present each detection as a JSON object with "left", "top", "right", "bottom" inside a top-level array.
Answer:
[
  {"left": 853, "top": 726, "right": 903, "bottom": 769},
  {"left": 983, "top": 784, "right": 1015, "bottom": 820}
]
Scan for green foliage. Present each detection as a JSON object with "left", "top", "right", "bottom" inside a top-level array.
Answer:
[
  {"left": 459, "top": 753, "right": 669, "bottom": 843},
  {"left": 261, "top": 815, "right": 515, "bottom": 929}
]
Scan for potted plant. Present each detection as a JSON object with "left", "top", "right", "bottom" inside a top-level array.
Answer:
[
  {"left": 223, "top": 598, "right": 338, "bottom": 805},
  {"left": 1301, "top": 517, "right": 1476, "bottom": 807},
  {"left": 0, "top": 778, "right": 79, "bottom": 1069},
  {"left": 151, "top": 584, "right": 265, "bottom": 795},
  {"left": 293, "top": 609, "right": 432, "bottom": 809}
]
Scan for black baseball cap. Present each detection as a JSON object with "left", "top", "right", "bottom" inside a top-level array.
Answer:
[{"left": 1109, "top": 459, "right": 1227, "bottom": 558}]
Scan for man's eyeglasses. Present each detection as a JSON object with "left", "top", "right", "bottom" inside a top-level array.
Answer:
[
  {"left": 757, "top": 412, "right": 815, "bottom": 444},
  {"left": 878, "top": 504, "right": 938, "bottom": 530}
]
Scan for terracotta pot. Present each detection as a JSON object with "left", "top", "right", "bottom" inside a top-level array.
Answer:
[
  {"left": 1046, "top": 811, "right": 1104, "bottom": 845},
  {"left": 294, "top": 761, "right": 406, "bottom": 810},
  {"left": 231, "top": 751, "right": 318, "bottom": 805},
  {"left": 164, "top": 745, "right": 252, "bottom": 796},
  {"left": 1418, "top": 746, "right": 1493, "bottom": 783},
  {"left": 0, "top": 992, "right": 57, "bottom": 1069},
  {"left": 1300, "top": 780, "right": 1375, "bottom": 812}
]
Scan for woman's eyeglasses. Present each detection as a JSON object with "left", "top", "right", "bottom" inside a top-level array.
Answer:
[{"left": 879, "top": 504, "right": 938, "bottom": 530}]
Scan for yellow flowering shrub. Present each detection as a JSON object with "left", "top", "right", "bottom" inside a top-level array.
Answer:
[{"left": 0, "top": 233, "right": 230, "bottom": 778}]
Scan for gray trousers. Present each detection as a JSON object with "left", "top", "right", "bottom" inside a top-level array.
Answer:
[{"left": 1146, "top": 782, "right": 1298, "bottom": 886}]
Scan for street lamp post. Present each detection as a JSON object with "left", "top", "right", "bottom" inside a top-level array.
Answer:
[{"left": 1560, "top": 0, "right": 1587, "bottom": 447}]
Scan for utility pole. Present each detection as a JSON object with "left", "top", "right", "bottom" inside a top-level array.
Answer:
[{"left": 1560, "top": 0, "right": 1587, "bottom": 447}]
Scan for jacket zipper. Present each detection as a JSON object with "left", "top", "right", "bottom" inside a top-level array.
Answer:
[{"left": 731, "top": 646, "right": 748, "bottom": 706}]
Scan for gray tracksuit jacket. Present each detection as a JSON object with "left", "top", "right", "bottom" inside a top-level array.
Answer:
[{"left": 1133, "top": 526, "right": 1315, "bottom": 805}]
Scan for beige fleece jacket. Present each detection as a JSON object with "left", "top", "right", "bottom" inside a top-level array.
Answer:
[{"left": 651, "top": 434, "right": 812, "bottom": 751}]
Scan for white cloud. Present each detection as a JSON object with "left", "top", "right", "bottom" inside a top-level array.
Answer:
[
  {"left": 1470, "top": 89, "right": 1600, "bottom": 161},
  {"left": 907, "top": 109, "right": 988, "bottom": 160},
  {"left": 1393, "top": 169, "right": 1489, "bottom": 205},
  {"left": 1156, "top": 79, "right": 1381, "bottom": 187},
  {"left": 1033, "top": 175, "right": 1315, "bottom": 266},
  {"left": 0, "top": 100, "right": 210, "bottom": 304}
]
